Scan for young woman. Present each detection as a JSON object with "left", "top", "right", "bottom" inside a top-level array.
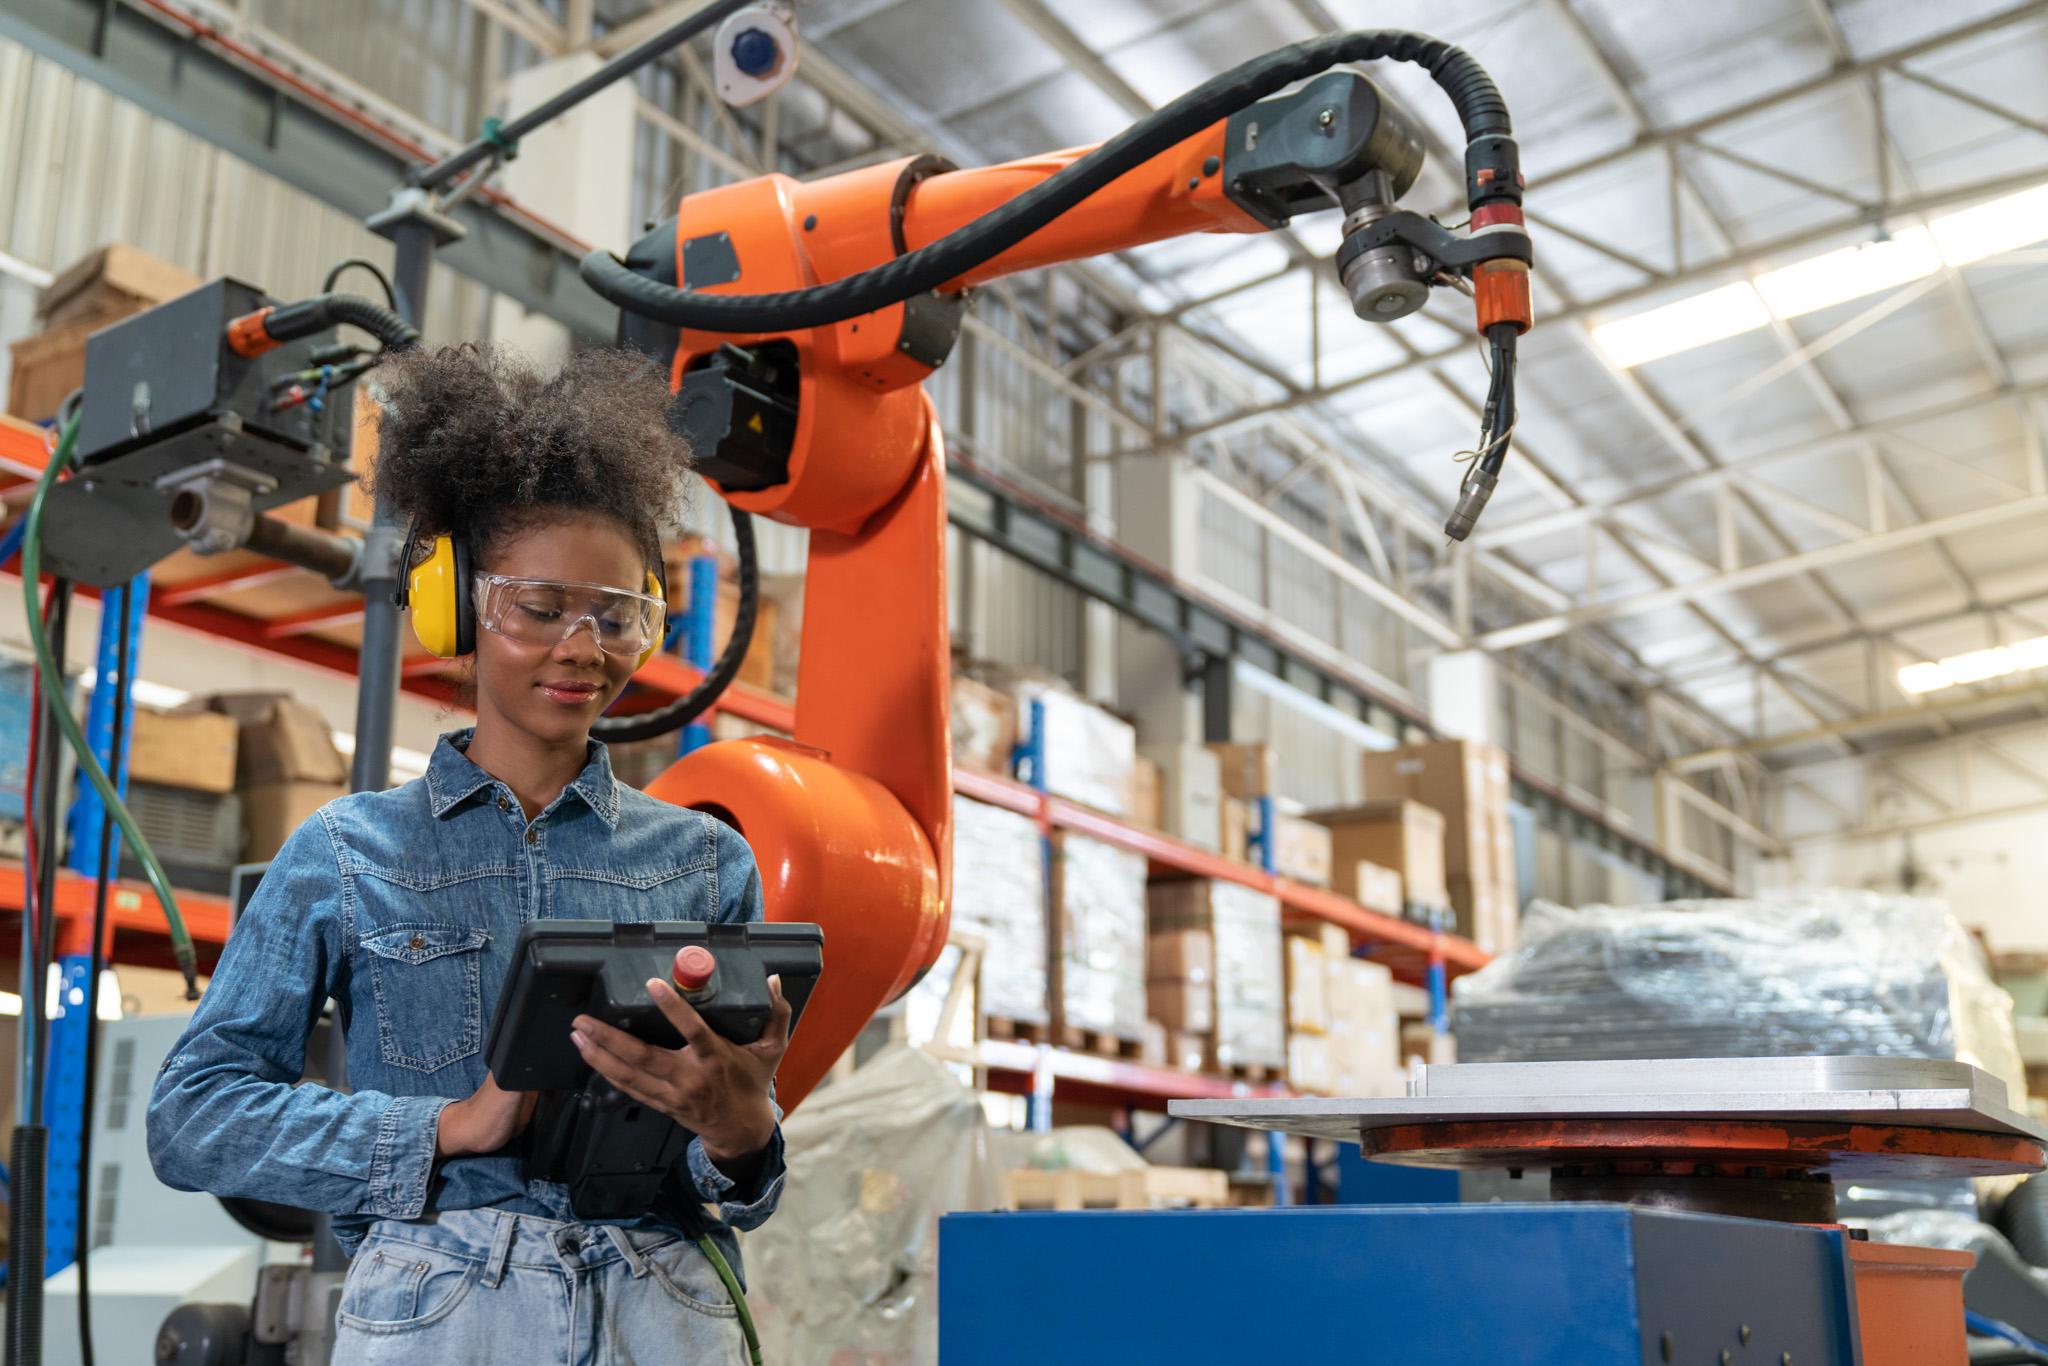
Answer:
[{"left": 148, "top": 343, "right": 782, "bottom": 1364}]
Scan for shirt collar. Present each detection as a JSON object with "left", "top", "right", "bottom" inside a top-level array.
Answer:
[{"left": 424, "top": 729, "right": 622, "bottom": 828}]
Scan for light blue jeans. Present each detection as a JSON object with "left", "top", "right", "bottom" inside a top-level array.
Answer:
[{"left": 330, "top": 1208, "right": 749, "bottom": 1366}]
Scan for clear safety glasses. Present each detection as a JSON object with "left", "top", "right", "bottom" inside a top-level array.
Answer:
[{"left": 472, "top": 575, "right": 667, "bottom": 657}]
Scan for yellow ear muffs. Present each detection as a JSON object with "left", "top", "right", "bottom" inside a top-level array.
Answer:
[
  {"left": 409, "top": 533, "right": 474, "bottom": 658},
  {"left": 637, "top": 569, "right": 664, "bottom": 669}
]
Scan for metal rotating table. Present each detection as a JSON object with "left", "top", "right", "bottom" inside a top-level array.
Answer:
[{"left": 1170, "top": 1055, "right": 2048, "bottom": 1222}]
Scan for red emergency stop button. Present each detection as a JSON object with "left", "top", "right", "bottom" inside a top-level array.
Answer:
[{"left": 673, "top": 945, "right": 716, "bottom": 991}]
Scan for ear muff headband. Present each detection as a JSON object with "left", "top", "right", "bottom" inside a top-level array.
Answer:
[{"left": 409, "top": 533, "right": 474, "bottom": 658}]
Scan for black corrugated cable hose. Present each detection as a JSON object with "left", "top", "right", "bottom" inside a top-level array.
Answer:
[
  {"left": 591, "top": 505, "right": 757, "bottom": 743},
  {"left": 2000, "top": 1174, "right": 2048, "bottom": 1268},
  {"left": 261, "top": 293, "right": 420, "bottom": 354},
  {"left": 581, "top": 30, "right": 1511, "bottom": 333},
  {"left": 7, "top": 1124, "right": 47, "bottom": 1366}
]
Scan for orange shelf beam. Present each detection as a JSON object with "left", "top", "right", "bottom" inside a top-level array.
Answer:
[
  {"left": 952, "top": 766, "right": 1490, "bottom": 976},
  {"left": 625, "top": 654, "right": 797, "bottom": 733},
  {"left": 0, "top": 859, "right": 234, "bottom": 956},
  {"left": 0, "top": 415, "right": 52, "bottom": 478},
  {"left": 975, "top": 1038, "right": 1290, "bottom": 1110}
]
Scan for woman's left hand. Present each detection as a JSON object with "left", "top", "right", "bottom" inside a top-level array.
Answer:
[{"left": 570, "top": 974, "right": 791, "bottom": 1168}]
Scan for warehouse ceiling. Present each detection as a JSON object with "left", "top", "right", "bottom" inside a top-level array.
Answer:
[
  {"left": 51, "top": 0, "right": 2048, "bottom": 843},
  {"left": 754, "top": 0, "right": 2048, "bottom": 781}
]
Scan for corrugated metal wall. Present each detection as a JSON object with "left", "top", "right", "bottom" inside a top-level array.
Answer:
[{"left": 0, "top": 35, "right": 493, "bottom": 404}]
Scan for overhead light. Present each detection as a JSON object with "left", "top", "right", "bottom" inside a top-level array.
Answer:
[
  {"left": 1897, "top": 634, "right": 2048, "bottom": 694},
  {"left": 1931, "top": 183, "right": 2048, "bottom": 266},
  {"left": 1897, "top": 662, "right": 1955, "bottom": 694},
  {"left": 1594, "top": 181, "right": 2048, "bottom": 367},
  {"left": 1940, "top": 646, "right": 2013, "bottom": 684},
  {"left": 1589, "top": 282, "right": 1770, "bottom": 367},
  {"left": 1753, "top": 228, "right": 1942, "bottom": 318}
]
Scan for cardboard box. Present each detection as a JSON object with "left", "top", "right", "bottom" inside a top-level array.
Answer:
[
  {"left": 8, "top": 245, "right": 199, "bottom": 421},
  {"left": 125, "top": 707, "right": 238, "bottom": 795},
  {"left": 1311, "top": 800, "right": 1448, "bottom": 912},
  {"left": 1143, "top": 742, "right": 1220, "bottom": 852},
  {"left": 1018, "top": 685, "right": 1137, "bottom": 817},
  {"left": 715, "top": 579, "right": 777, "bottom": 693},
  {"left": 1401, "top": 1021, "right": 1457, "bottom": 1067},
  {"left": 242, "top": 780, "right": 345, "bottom": 862},
  {"left": 1051, "top": 831, "right": 1149, "bottom": 1039},
  {"left": 1273, "top": 813, "right": 1332, "bottom": 886},
  {"left": 212, "top": 696, "right": 348, "bottom": 786},
  {"left": 1285, "top": 933, "right": 1329, "bottom": 1034},
  {"left": 951, "top": 675, "right": 1018, "bottom": 779},
  {"left": 1318, "top": 921, "right": 1351, "bottom": 962},
  {"left": 37, "top": 243, "right": 202, "bottom": 331},
  {"left": 1139, "top": 1020, "right": 1169, "bottom": 1068},
  {"left": 1166, "top": 1030, "right": 1208, "bottom": 1073},
  {"left": 1206, "top": 742, "right": 1278, "bottom": 801},
  {"left": 1146, "top": 929, "right": 1213, "bottom": 985},
  {"left": 1353, "top": 859, "right": 1405, "bottom": 917},
  {"left": 1146, "top": 977, "right": 1214, "bottom": 1033},
  {"left": 7, "top": 321, "right": 96, "bottom": 423},
  {"left": 1147, "top": 879, "right": 1286, "bottom": 1068},
  {"left": 1328, "top": 958, "right": 1404, "bottom": 1097},
  {"left": 1287, "top": 1031, "right": 1334, "bottom": 1095},
  {"left": 1448, "top": 873, "right": 1520, "bottom": 955},
  {"left": 1127, "top": 754, "right": 1163, "bottom": 831},
  {"left": 1360, "top": 740, "right": 1512, "bottom": 936},
  {"left": 1221, "top": 797, "right": 1250, "bottom": 863}
]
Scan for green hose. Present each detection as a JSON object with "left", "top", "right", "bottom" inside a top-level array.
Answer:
[
  {"left": 22, "top": 415, "right": 199, "bottom": 998},
  {"left": 695, "top": 1235, "right": 763, "bottom": 1366}
]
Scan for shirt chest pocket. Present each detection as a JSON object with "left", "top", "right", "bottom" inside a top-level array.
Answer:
[{"left": 361, "top": 925, "right": 489, "bottom": 1072}]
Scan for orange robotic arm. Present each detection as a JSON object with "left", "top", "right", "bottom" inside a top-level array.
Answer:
[{"left": 593, "top": 44, "right": 1534, "bottom": 1109}]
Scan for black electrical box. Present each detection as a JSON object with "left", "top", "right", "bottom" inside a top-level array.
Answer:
[
  {"left": 673, "top": 342, "right": 799, "bottom": 492},
  {"left": 76, "top": 278, "right": 334, "bottom": 465},
  {"left": 42, "top": 277, "right": 356, "bottom": 587}
]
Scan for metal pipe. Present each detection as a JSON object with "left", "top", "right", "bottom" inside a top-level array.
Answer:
[
  {"left": 413, "top": 0, "right": 751, "bottom": 191},
  {"left": 244, "top": 515, "right": 361, "bottom": 586}
]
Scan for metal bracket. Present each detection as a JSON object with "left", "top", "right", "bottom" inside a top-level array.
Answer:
[
  {"left": 1335, "top": 209, "right": 1534, "bottom": 279},
  {"left": 155, "top": 458, "right": 279, "bottom": 555}
]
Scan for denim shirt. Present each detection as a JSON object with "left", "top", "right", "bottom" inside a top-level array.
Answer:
[{"left": 146, "top": 730, "right": 784, "bottom": 1269}]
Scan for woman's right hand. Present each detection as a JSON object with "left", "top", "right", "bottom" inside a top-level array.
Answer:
[{"left": 434, "top": 1074, "right": 538, "bottom": 1157}]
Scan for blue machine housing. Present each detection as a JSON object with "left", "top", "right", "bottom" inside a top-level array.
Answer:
[{"left": 940, "top": 1203, "right": 1865, "bottom": 1364}]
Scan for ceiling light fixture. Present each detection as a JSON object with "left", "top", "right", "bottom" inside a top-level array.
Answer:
[
  {"left": 1592, "top": 182, "right": 2048, "bottom": 367},
  {"left": 1896, "top": 634, "right": 2048, "bottom": 694}
]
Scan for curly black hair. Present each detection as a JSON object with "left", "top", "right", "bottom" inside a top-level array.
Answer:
[{"left": 370, "top": 342, "right": 691, "bottom": 575}]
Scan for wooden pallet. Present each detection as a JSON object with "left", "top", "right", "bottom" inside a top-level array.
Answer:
[
  {"left": 985, "top": 1015, "right": 1051, "bottom": 1045},
  {"left": 1056, "top": 1025, "right": 1145, "bottom": 1060},
  {"left": 1221, "top": 1062, "right": 1276, "bottom": 1084},
  {"left": 1003, "top": 1166, "right": 1230, "bottom": 1212}
]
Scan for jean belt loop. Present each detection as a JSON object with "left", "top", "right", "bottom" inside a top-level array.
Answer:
[
  {"left": 602, "top": 1224, "right": 650, "bottom": 1278},
  {"left": 481, "top": 1211, "right": 517, "bottom": 1289}
]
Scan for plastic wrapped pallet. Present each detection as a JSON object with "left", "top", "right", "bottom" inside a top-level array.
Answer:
[
  {"left": 747, "top": 1045, "right": 1000, "bottom": 1366},
  {"left": 950, "top": 795, "right": 1049, "bottom": 1026},
  {"left": 1052, "top": 832, "right": 1148, "bottom": 1039},
  {"left": 1015, "top": 683, "right": 1136, "bottom": 817},
  {"left": 1149, "top": 879, "right": 1286, "bottom": 1069},
  {"left": 1451, "top": 892, "right": 2028, "bottom": 1107}
]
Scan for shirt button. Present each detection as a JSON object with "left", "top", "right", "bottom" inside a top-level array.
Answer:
[
  {"left": 409, "top": 935, "right": 425, "bottom": 950},
  {"left": 525, "top": 828, "right": 539, "bottom": 845},
  {"left": 497, "top": 796, "right": 510, "bottom": 812}
]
